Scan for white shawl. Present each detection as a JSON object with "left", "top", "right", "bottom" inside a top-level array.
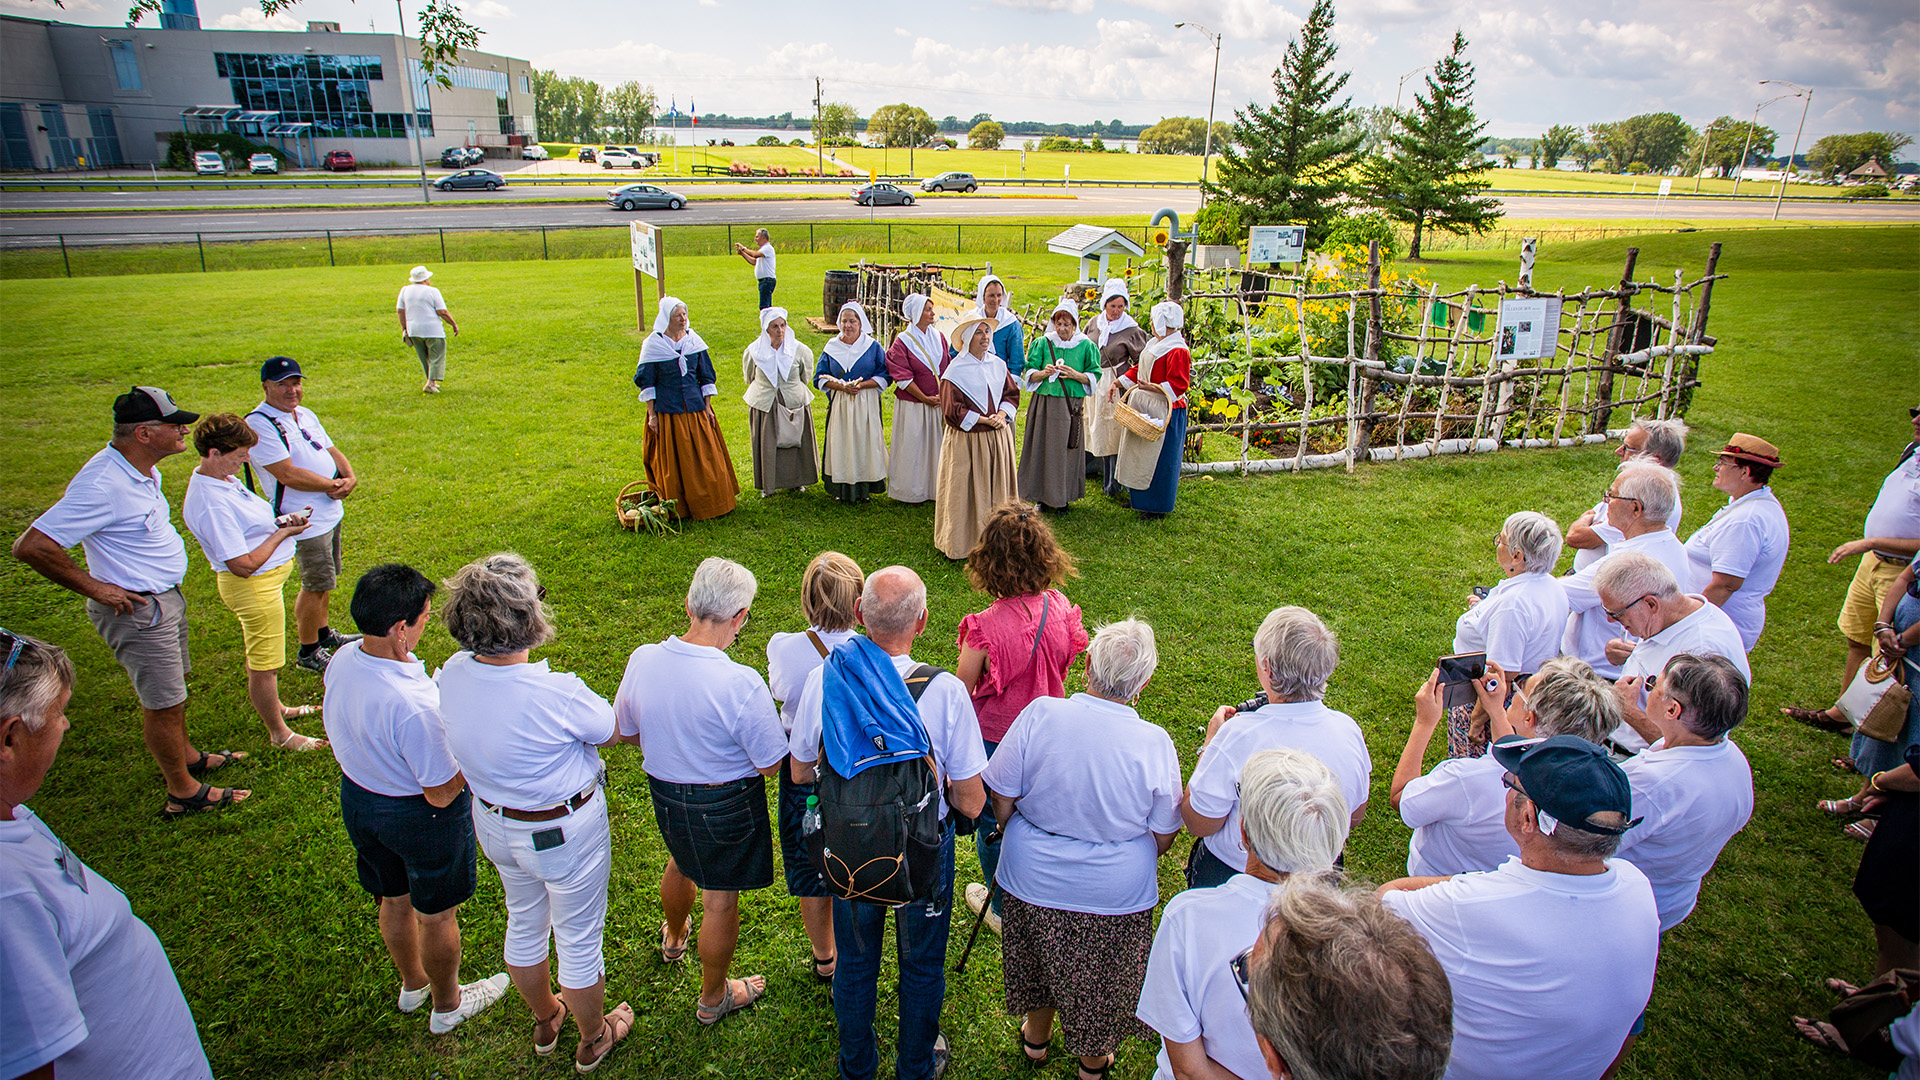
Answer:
[
  {"left": 946, "top": 347, "right": 1010, "bottom": 416},
  {"left": 822, "top": 301, "right": 876, "bottom": 373},
  {"left": 1043, "top": 298, "right": 1087, "bottom": 348},
  {"left": 896, "top": 295, "right": 947, "bottom": 371},
  {"left": 637, "top": 296, "right": 708, "bottom": 374},
  {"left": 746, "top": 305, "right": 797, "bottom": 385},
  {"left": 1091, "top": 278, "right": 1140, "bottom": 346}
]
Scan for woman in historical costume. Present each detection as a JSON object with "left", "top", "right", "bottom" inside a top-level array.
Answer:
[
  {"left": 934, "top": 316, "right": 1021, "bottom": 559},
  {"left": 1017, "top": 300, "right": 1100, "bottom": 512},
  {"left": 740, "top": 307, "right": 818, "bottom": 495},
  {"left": 885, "top": 293, "right": 951, "bottom": 505},
  {"left": 1083, "top": 278, "right": 1150, "bottom": 497},
  {"left": 634, "top": 296, "right": 739, "bottom": 521},
  {"left": 973, "top": 273, "right": 1025, "bottom": 371},
  {"left": 1113, "top": 300, "right": 1191, "bottom": 521},
  {"left": 814, "top": 301, "right": 889, "bottom": 503}
]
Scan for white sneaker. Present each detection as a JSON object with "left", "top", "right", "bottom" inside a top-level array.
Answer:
[
  {"left": 397, "top": 984, "right": 430, "bottom": 1013},
  {"left": 429, "top": 972, "right": 510, "bottom": 1034},
  {"left": 964, "top": 883, "right": 1002, "bottom": 935}
]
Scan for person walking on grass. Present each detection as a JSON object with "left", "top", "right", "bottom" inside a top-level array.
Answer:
[
  {"left": 12, "top": 387, "right": 251, "bottom": 817},
  {"left": 734, "top": 229, "right": 777, "bottom": 310},
  {"left": 397, "top": 265, "right": 459, "bottom": 393},
  {"left": 323, "top": 564, "right": 508, "bottom": 1036}
]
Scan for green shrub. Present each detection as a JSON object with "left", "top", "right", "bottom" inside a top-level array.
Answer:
[
  {"left": 1324, "top": 212, "right": 1401, "bottom": 259},
  {"left": 1847, "top": 182, "right": 1889, "bottom": 199},
  {"left": 756, "top": 135, "right": 782, "bottom": 146},
  {"left": 1192, "top": 199, "right": 1246, "bottom": 247},
  {"left": 163, "top": 131, "right": 281, "bottom": 171}
]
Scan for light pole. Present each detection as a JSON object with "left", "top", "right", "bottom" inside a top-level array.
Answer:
[
  {"left": 1691, "top": 119, "right": 1721, "bottom": 194},
  {"left": 398, "top": 0, "right": 430, "bottom": 204},
  {"left": 1394, "top": 65, "right": 1431, "bottom": 114},
  {"left": 1761, "top": 79, "right": 1811, "bottom": 221},
  {"left": 1730, "top": 89, "right": 1796, "bottom": 197},
  {"left": 1175, "top": 21, "right": 1221, "bottom": 201}
]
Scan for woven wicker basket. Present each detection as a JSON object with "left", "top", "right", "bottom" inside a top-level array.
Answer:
[
  {"left": 615, "top": 480, "right": 673, "bottom": 531},
  {"left": 1113, "top": 383, "right": 1172, "bottom": 440}
]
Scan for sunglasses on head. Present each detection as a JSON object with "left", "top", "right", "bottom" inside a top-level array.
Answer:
[
  {"left": 1229, "top": 946, "right": 1254, "bottom": 1002},
  {"left": 0, "top": 629, "right": 27, "bottom": 694}
]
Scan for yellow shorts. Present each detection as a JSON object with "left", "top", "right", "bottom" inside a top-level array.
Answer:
[
  {"left": 1837, "top": 553, "right": 1905, "bottom": 645},
  {"left": 216, "top": 560, "right": 294, "bottom": 671}
]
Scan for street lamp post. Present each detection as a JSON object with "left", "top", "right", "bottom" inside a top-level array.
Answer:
[
  {"left": 1730, "top": 90, "right": 1794, "bottom": 198},
  {"left": 1175, "top": 22, "right": 1221, "bottom": 201},
  {"left": 1394, "top": 65, "right": 1431, "bottom": 114},
  {"left": 1761, "top": 79, "right": 1811, "bottom": 222},
  {"left": 1692, "top": 120, "right": 1721, "bottom": 194}
]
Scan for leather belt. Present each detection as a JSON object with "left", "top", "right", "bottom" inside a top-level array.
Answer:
[
  {"left": 479, "top": 786, "right": 594, "bottom": 823},
  {"left": 1875, "top": 551, "right": 1908, "bottom": 565}
]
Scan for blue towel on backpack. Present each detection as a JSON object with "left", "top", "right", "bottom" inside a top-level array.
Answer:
[{"left": 821, "top": 636, "right": 933, "bottom": 778}]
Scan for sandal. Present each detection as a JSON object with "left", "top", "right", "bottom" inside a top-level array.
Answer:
[
  {"left": 811, "top": 953, "right": 837, "bottom": 984},
  {"left": 1018, "top": 1020, "right": 1049, "bottom": 1063},
  {"left": 1791, "top": 1015, "right": 1850, "bottom": 1053},
  {"left": 574, "top": 1002, "right": 633, "bottom": 1074},
  {"left": 1076, "top": 1054, "right": 1116, "bottom": 1080},
  {"left": 1845, "top": 820, "right": 1877, "bottom": 841},
  {"left": 534, "top": 998, "right": 570, "bottom": 1057},
  {"left": 1832, "top": 757, "right": 1859, "bottom": 773},
  {"left": 271, "top": 730, "right": 328, "bottom": 751},
  {"left": 661, "top": 921, "right": 690, "bottom": 962},
  {"left": 695, "top": 976, "right": 766, "bottom": 1025},
  {"left": 282, "top": 704, "right": 321, "bottom": 719},
  {"left": 186, "top": 749, "right": 247, "bottom": 777},
  {"left": 1825, "top": 978, "right": 1862, "bottom": 998},
  {"left": 162, "top": 782, "right": 249, "bottom": 818},
  {"left": 1817, "top": 796, "right": 1864, "bottom": 818},
  {"left": 1781, "top": 705, "right": 1851, "bottom": 733}
]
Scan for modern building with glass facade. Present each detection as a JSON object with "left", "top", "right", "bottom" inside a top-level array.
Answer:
[{"left": 0, "top": 8, "right": 535, "bottom": 170}]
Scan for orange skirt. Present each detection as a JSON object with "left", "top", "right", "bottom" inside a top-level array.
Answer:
[{"left": 645, "top": 409, "right": 740, "bottom": 520}]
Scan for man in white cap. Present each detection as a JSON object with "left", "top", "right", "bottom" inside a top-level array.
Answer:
[{"left": 396, "top": 265, "right": 459, "bottom": 393}]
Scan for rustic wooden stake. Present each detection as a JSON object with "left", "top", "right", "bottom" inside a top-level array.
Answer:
[{"left": 1593, "top": 247, "right": 1639, "bottom": 435}]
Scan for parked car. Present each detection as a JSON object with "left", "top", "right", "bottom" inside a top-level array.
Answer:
[
  {"left": 193, "top": 151, "right": 224, "bottom": 176},
  {"left": 434, "top": 168, "right": 507, "bottom": 191},
  {"left": 607, "top": 183, "right": 688, "bottom": 211},
  {"left": 919, "top": 171, "right": 976, "bottom": 193},
  {"left": 248, "top": 153, "right": 279, "bottom": 175},
  {"left": 852, "top": 181, "right": 915, "bottom": 206},
  {"left": 600, "top": 150, "right": 641, "bottom": 168},
  {"left": 521, "top": 144, "right": 550, "bottom": 160},
  {"left": 577, "top": 146, "right": 597, "bottom": 163},
  {"left": 324, "top": 149, "right": 355, "bottom": 171},
  {"left": 439, "top": 146, "right": 484, "bottom": 167}
]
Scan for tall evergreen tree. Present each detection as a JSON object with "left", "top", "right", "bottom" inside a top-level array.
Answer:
[
  {"left": 1362, "top": 31, "right": 1501, "bottom": 258},
  {"left": 1203, "top": 0, "right": 1360, "bottom": 249}
]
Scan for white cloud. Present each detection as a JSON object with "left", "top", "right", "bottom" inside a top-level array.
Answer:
[
  {"left": 988, "top": 0, "right": 1094, "bottom": 13},
  {"left": 208, "top": 8, "right": 306, "bottom": 31},
  {"left": 471, "top": 0, "right": 515, "bottom": 17},
  {"left": 0, "top": 0, "right": 102, "bottom": 12}
]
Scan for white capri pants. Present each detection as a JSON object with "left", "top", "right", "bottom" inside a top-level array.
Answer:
[{"left": 471, "top": 787, "right": 613, "bottom": 990}]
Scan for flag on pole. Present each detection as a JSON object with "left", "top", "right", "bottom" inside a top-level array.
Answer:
[
  {"left": 690, "top": 99, "right": 697, "bottom": 126},
  {"left": 666, "top": 97, "right": 678, "bottom": 118}
]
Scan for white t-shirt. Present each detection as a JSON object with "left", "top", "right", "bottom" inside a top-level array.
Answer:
[
  {"left": 1572, "top": 494, "right": 1685, "bottom": 571},
  {"left": 397, "top": 282, "right": 449, "bottom": 338},
  {"left": 1399, "top": 753, "right": 1518, "bottom": 877},
  {"left": 766, "top": 628, "right": 858, "bottom": 730},
  {"left": 438, "top": 652, "right": 614, "bottom": 810},
  {"left": 0, "top": 806, "right": 213, "bottom": 1080},
  {"left": 1615, "top": 738, "right": 1754, "bottom": 932},
  {"left": 754, "top": 242, "right": 776, "bottom": 279},
  {"left": 1611, "top": 597, "right": 1752, "bottom": 753},
  {"left": 1135, "top": 873, "right": 1277, "bottom": 1080},
  {"left": 1187, "top": 700, "right": 1371, "bottom": 871},
  {"left": 788, "top": 650, "right": 988, "bottom": 821},
  {"left": 1451, "top": 571, "right": 1569, "bottom": 674},
  {"left": 322, "top": 641, "right": 461, "bottom": 798},
  {"left": 1382, "top": 857, "right": 1660, "bottom": 1080},
  {"left": 181, "top": 470, "right": 295, "bottom": 575},
  {"left": 613, "top": 636, "right": 787, "bottom": 785},
  {"left": 981, "top": 694, "right": 1182, "bottom": 915},
  {"left": 30, "top": 445, "right": 188, "bottom": 594},
  {"left": 244, "top": 403, "right": 343, "bottom": 538},
  {"left": 1863, "top": 452, "right": 1920, "bottom": 557},
  {"left": 1560, "top": 529, "right": 1693, "bottom": 679},
  {"left": 1683, "top": 487, "right": 1789, "bottom": 650}
]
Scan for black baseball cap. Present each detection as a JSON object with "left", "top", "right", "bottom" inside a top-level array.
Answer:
[
  {"left": 1490, "top": 734, "right": 1640, "bottom": 835},
  {"left": 112, "top": 386, "right": 199, "bottom": 425},
  {"left": 261, "top": 356, "right": 303, "bottom": 382}
]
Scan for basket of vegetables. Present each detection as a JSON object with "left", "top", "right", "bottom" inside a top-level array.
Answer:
[{"left": 615, "top": 480, "right": 680, "bottom": 535}]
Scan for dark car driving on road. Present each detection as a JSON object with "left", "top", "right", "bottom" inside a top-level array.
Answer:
[
  {"left": 852, "top": 182, "right": 915, "bottom": 206},
  {"left": 607, "top": 183, "right": 689, "bottom": 211},
  {"left": 919, "top": 171, "right": 977, "bottom": 193},
  {"left": 434, "top": 169, "right": 507, "bottom": 191}
]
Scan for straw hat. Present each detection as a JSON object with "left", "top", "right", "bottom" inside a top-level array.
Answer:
[
  {"left": 1717, "top": 432, "right": 1782, "bottom": 469},
  {"left": 949, "top": 315, "right": 997, "bottom": 354}
]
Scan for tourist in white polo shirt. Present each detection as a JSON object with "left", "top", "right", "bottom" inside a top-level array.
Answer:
[
  {"left": 1444, "top": 509, "right": 1570, "bottom": 757},
  {"left": 1614, "top": 654, "right": 1755, "bottom": 932},
  {"left": 1566, "top": 417, "right": 1689, "bottom": 570},
  {"left": 734, "top": 228, "right": 777, "bottom": 310},
  {"left": 613, "top": 556, "right": 786, "bottom": 1025},
  {"left": 1684, "top": 433, "right": 1791, "bottom": 650},
  {"left": 246, "top": 356, "right": 360, "bottom": 675},
  {"left": 1560, "top": 459, "right": 1693, "bottom": 679},
  {"left": 396, "top": 265, "right": 459, "bottom": 393},
  {"left": 1182, "top": 606, "right": 1370, "bottom": 890},
  {"left": 1137, "top": 748, "right": 1348, "bottom": 1080},
  {"left": 1380, "top": 734, "right": 1660, "bottom": 1080},
  {"left": 1598, "top": 551, "right": 1751, "bottom": 754},
  {"left": 436, "top": 553, "right": 632, "bottom": 1073},
  {"left": 13, "top": 386, "right": 251, "bottom": 816}
]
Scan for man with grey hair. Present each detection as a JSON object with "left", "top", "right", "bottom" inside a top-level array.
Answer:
[
  {"left": 1560, "top": 460, "right": 1692, "bottom": 680},
  {"left": 1381, "top": 734, "right": 1659, "bottom": 1080},
  {"left": 1595, "top": 551, "right": 1749, "bottom": 753},
  {"left": 734, "top": 228, "right": 777, "bottom": 310},
  {"left": 1139, "top": 748, "right": 1350, "bottom": 1080},
  {"left": 1567, "top": 418, "right": 1689, "bottom": 570},
  {"left": 13, "top": 387, "right": 251, "bottom": 816},
  {"left": 789, "top": 566, "right": 988, "bottom": 1080},
  {"left": 1615, "top": 653, "right": 1754, "bottom": 933},
  {"left": 1182, "top": 606, "right": 1370, "bottom": 889}
]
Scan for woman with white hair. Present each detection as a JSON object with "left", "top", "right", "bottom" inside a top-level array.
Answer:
[
  {"left": 634, "top": 296, "right": 739, "bottom": 520},
  {"left": 971, "top": 273, "right": 1025, "bottom": 367},
  {"left": 1017, "top": 299, "right": 1101, "bottom": 511},
  {"left": 436, "top": 554, "right": 633, "bottom": 1071},
  {"left": 1084, "top": 278, "right": 1149, "bottom": 495},
  {"left": 933, "top": 315, "right": 1021, "bottom": 559},
  {"left": 1444, "top": 510, "right": 1571, "bottom": 757},
  {"left": 883, "top": 293, "right": 952, "bottom": 505},
  {"left": 815, "top": 301, "right": 890, "bottom": 503},
  {"left": 1137, "top": 748, "right": 1351, "bottom": 1080},
  {"left": 1114, "top": 300, "right": 1192, "bottom": 520},
  {"left": 740, "top": 307, "right": 818, "bottom": 495},
  {"left": 613, "top": 556, "right": 786, "bottom": 1024},
  {"left": 981, "top": 619, "right": 1183, "bottom": 1080}
]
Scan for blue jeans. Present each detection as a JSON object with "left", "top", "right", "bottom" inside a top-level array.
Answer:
[
  {"left": 973, "top": 739, "right": 1004, "bottom": 916},
  {"left": 758, "top": 276, "right": 776, "bottom": 310},
  {"left": 832, "top": 823, "right": 956, "bottom": 1080}
]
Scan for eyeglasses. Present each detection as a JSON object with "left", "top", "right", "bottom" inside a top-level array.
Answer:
[
  {"left": 1228, "top": 946, "right": 1254, "bottom": 1002},
  {"left": 1501, "top": 772, "right": 1530, "bottom": 802},
  {"left": 1603, "top": 593, "right": 1655, "bottom": 622},
  {"left": 1600, "top": 489, "right": 1642, "bottom": 510},
  {"left": 0, "top": 630, "right": 24, "bottom": 693}
]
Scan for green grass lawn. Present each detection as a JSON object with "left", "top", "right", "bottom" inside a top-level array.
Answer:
[{"left": 1, "top": 226, "right": 1915, "bottom": 1079}]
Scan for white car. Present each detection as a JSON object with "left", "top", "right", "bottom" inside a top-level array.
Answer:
[
  {"left": 248, "top": 153, "right": 279, "bottom": 174},
  {"left": 193, "top": 151, "right": 224, "bottom": 175},
  {"left": 521, "top": 144, "right": 550, "bottom": 160},
  {"left": 600, "top": 150, "right": 639, "bottom": 168}
]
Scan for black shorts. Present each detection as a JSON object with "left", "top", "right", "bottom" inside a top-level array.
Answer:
[
  {"left": 648, "top": 774, "right": 775, "bottom": 892},
  {"left": 777, "top": 761, "right": 829, "bottom": 898},
  {"left": 340, "top": 774, "right": 478, "bottom": 915}
]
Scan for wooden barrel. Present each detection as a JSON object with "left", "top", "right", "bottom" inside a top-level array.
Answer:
[{"left": 823, "top": 270, "right": 859, "bottom": 322}]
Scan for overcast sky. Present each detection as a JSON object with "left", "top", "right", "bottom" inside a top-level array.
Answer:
[{"left": 16, "top": 0, "right": 1915, "bottom": 145}]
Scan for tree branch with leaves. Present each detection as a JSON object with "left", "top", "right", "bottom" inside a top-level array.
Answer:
[{"left": 1361, "top": 31, "right": 1500, "bottom": 259}]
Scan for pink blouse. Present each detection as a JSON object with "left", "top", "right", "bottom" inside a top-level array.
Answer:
[{"left": 957, "top": 590, "right": 1089, "bottom": 743}]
